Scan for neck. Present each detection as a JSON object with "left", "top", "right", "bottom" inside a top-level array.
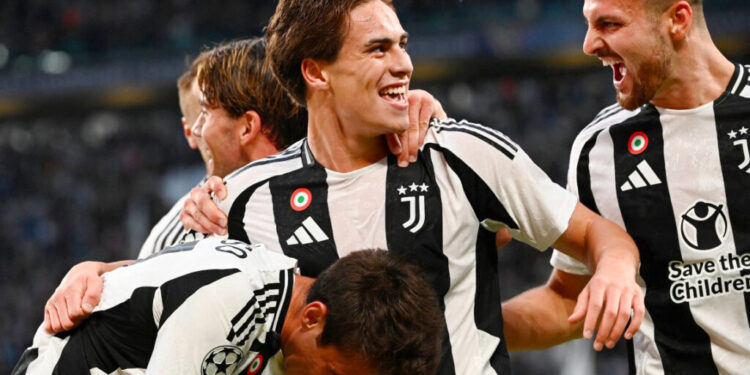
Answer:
[
  {"left": 280, "top": 274, "right": 314, "bottom": 350},
  {"left": 248, "top": 134, "right": 282, "bottom": 163},
  {"left": 650, "top": 30, "right": 734, "bottom": 109},
  {"left": 306, "top": 98, "right": 388, "bottom": 173}
]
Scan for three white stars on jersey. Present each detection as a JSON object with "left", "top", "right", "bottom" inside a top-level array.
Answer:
[
  {"left": 727, "top": 126, "right": 748, "bottom": 139},
  {"left": 397, "top": 183, "right": 429, "bottom": 195}
]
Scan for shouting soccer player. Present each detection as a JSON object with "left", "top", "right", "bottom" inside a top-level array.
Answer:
[
  {"left": 180, "top": 1, "right": 645, "bottom": 373},
  {"left": 506, "top": 0, "right": 750, "bottom": 373},
  {"left": 14, "top": 238, "right": 443, "bottom": 374}
]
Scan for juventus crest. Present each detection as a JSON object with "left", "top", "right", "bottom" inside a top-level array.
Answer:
[
  {"left": 397, "top": 182, "right": 429, "bottom": 233},
  {"left": 728, "top": 126, "right": 750, "bottom": 173}
]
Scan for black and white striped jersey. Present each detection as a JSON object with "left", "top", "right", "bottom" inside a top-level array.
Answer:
[
  {"left": 137, "top": 179, "right": 207, "bottom": 259},
  {"left": 551, "top": 63, "right": 750, "bottom": 374},
  {"left": 215, "top": 118, "right": 578, "bottom": 375},
  {"left": 13, "top": 237, "right": 296, "bottom": 375}
]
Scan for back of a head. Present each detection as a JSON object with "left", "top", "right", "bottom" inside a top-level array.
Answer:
[
  {"left": 198, "top": 37, "right": 307, "bottom": 150},
  {"left": 307, "top": 250, "right": 443, "bottom": 375},
  {"left": 177, "top": 52, "right": 209, "bottom": 121},
  {"left": 265, "top": 0, "right": 394, "bottom": 107}
]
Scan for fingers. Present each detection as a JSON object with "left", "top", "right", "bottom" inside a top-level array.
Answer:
[
  {"left": 625, "top": 288, "right": 645, "bottom": 340},
  {"left": 593, "top": 288, "right": 621, "bottom": 351},
  {"left": 182, "top": 186, "right": 227, "bottom": 235},
  {"left": 205, "top": 176, "right": 227, "bottom": 201},
  {"left": 495, "top": 228, "right": 512, "bottom": 249},
  {"left": 604, "top": 290, "right": 634, "bottom": 349},
  {"left": 568, "top": 285, "right": 589, "bottom": 325},
  {"left": 82, "top": 274, "right": 103, "bottom": 314},
  {"left": 385, "top": 133, "right": 402, "bottom": 156}
]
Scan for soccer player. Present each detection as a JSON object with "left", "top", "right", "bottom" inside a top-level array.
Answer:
[
  {"left": 42, "top": 37, "right": 445, "bottom": 334},
  {"left": 13, "top": 237, "right": 443, "bottom": 374},
  {"left": 180, "top": 1, "right": 645, "bottom": 374},
  {"left": 137, "top": 38, "right": 308, "bottom": 259},
  {"left": 505, "top": 0, "right": 750, "bottom": 373}
]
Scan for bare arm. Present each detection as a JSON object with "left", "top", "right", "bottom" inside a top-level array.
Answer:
[
  {"left": 547, "top": 202, "right": 644, "bottom": 351},
  {"left": 44, "top": 259, "right": 134, "bottom": 333},
  {"left": 503, "top": 269, "right": 589, "bottom": 351}
]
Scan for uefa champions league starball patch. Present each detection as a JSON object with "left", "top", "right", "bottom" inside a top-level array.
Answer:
[
  {"left": 628, "top": 132, "right": 649, "bottom": 155},
  {"left": 290, "top": 188, "right": 312, "bottom": 211}
]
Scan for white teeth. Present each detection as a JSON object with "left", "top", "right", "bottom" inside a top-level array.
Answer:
[{"left": 380, "top": 86, "right": 406, "bottom": 95}]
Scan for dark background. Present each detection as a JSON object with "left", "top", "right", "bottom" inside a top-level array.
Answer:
[{"left": 1, "top": 1, "right": 749, "bottom": 373}]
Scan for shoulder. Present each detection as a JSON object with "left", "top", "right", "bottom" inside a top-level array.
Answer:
[
  {"left": 224, "top": 139, "right": 308, "bottom": 185},
  {"left": 572, "top": 103, "right": 641, "bottom": 150},
  {"left": 427, "top": 118, "right": 520, "bottom": 160}
]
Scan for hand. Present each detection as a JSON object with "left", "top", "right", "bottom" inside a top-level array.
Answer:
[
  {"left": 180, "top": 176, "right": 228, "bottom": 235},
  {"left": 44, "top": 261, "right": 107, "bottom": 334},
  {"left": 386, "top": 89, "right": 447, "bottom": 167},
  {"left": 568, "top": 260, "right": 645, "bottom": 351},
  {"left": 495, "top": 228, "right": 512, "bottom": 249}
]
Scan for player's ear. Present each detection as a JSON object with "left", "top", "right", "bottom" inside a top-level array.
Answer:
[
  {"left": 182, "top": 117, "right": 199, "bottom": 149},
  {"left": 301, "top": 58, "right": 329, "bottom": 92},
  {"left": 667, "top": 1, "right": 693, "bottom": 41},
  {"left": 301, "top": 301, "right": 328, "bottom": 330},
  {"left": 239, "top": 110, "right": 262, "bottom": 146}
]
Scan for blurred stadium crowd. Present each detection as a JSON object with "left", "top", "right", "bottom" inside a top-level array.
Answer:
[{"left": 1, "top": 0, "right": 749, "bottom": 374}]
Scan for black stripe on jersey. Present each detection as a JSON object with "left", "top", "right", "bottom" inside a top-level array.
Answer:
[
  {"left": 154, "top": 212, "right": 181, "bottom": 254},
  {"left": 576, "top": 129, "right": 604, "bottom": 214},
  {"left": 227, "top": 283, "right": 282, "bottom": 342},
  {"left": 271, "top": 269, "right": 295, "bottom": 334},
  {"left": 159, "top": 268, "right": 241, "bottom": 327},
  {"left": 431, "top": 144, "right": 516, "bottom": 373},
  {"left": 384, "top": 149, "right": 455, "bottom": 375},
  {"left": 713, "top": 85, "right": 750, "bottom": 327},
  {"left": 270, "top": 163, "right": 339, "bottom": 277},
  {"left": 10, "top": 348, "right": 38, "bottom": 375},
  {"left": 610, "top": 106, "right": 718, "bottom": 375},
  {"left": 432, "top": 120, "right": 518, "bottom": 160},
  {"left": 228, "top": 179, "right": 273, "bottom": 244},
  {"left": 53, "top": 287, "right": 159, "bottom": 374}
]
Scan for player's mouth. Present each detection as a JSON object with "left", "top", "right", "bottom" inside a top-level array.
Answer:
[
  {"left": 603, "top": 60, "right": 627, "bottom": 88},
  {"left": 379, "top": 83, "right": 409, "bottom": 110}
]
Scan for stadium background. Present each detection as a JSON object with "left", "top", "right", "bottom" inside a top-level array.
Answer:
[{"left": 1, "top": 0, "right": 748, "bottom": 373}]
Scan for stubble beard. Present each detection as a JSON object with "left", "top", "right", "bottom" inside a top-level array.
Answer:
[{"left": 617, "top": 39, "right": 671, "bottom": 110}]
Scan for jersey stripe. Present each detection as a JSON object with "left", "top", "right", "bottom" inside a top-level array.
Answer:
[
  {"left": 228, "top": 180, "right": 274, "bottom": 244},
  {"left": 576, "top": 129, "right": 604, "bottom": 214},
  {"left": 10, "top": 348, "right": 38, "bottom": 375},
  {"left": 432, "top": 120, "right": 517, "bottom": 160},
  {"left": 270, "top": 163, "right": 339, "bottom": 277},
  {"left": 729, "top": 64, "right": 746, "bottom": 95},
  {"left": 384, "top": 150, "right": 456, "bottom": 374},
  {"left": 611, "top": 106, "right": 718, "bottom": 375},
  {"left": 713, "top": 87, "right": 750, "bottom": 328},
  {"left": 158, "top": 268, "right": 241, "bottom": 327}
]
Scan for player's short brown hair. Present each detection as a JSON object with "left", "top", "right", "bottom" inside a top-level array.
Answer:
[
  {"left": 266, "top": 0, "right": 394, "bottom": 106},
  {"left": 307, "top": 250, "right": 443, "bottom": 375},
  {"left": 177, "top": 52, "right": 209, "bottom": 118},
  {"left": 198, "top": 37, "right": 307, "bottom": 150}
]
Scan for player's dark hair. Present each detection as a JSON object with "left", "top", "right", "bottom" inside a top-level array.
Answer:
[
  {"left": 307, "top": 250, "right": 443, "bottom": 375},
  {"left": 266, "top": 0, "right": 395, "bottom": 106},
  {"left": 198, "top": 37, "right": 307, "bottom": 150}
]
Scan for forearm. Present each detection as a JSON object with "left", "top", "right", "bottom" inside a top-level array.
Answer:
[
  {"left": 502, "top": 287, "right": 580, "bottom": 351},
  {"left": 584, "top": 218, "right": 639, "bottom": 276}
]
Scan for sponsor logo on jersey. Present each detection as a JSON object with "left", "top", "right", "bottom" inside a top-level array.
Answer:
[
  {"left": 620, "top": 160, "right": 662, "bottom": 191},
  {"left": 290, "top": 188, "right": 312, "bottom": 211},
  {"left": 728, "top": 126, "right": 750, "bottom": 173},
  {"left": 202, "top": 345, "right": 244, "bottom": 375},
  {"left": 679, "top": 200, "right": 727, "bottom": 251},
  {"left": 397, "top": 182, "right": 429, "bottom": 233},
  {"left": 628, "top": 131, "right": 648, "bottom": 155},
  {"left": 286, "top": 217, "right": 330, "bottom": 245}
]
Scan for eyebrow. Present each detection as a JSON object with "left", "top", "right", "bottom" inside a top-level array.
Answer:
[{"left": 364, "top": 32, "right": 409, "bottom": 46}]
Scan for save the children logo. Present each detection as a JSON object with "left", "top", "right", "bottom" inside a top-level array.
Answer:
[{"left": 679, "top": 200, "right": 727, "bottom": 251}]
